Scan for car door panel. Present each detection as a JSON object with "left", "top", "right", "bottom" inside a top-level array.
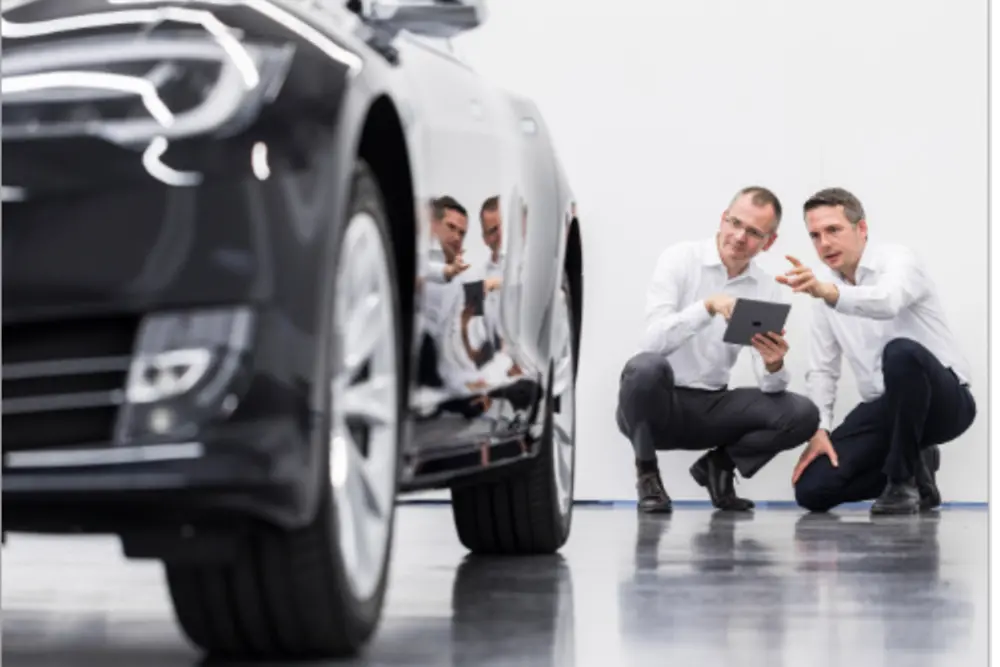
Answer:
[{"left": 391, "top": 33, "right": 530, "bottom": 455}]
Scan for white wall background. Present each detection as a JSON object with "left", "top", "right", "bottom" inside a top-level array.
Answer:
[{"left": 452, "top": 0, "right": 988, "bottom": 503}]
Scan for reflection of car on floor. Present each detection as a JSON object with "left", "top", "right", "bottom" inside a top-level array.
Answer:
[{"left": 1, "top": 0, "right": 583, "bottom": 661}]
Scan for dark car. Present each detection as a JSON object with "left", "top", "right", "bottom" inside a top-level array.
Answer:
[{"left": 1, "top": 0, "right": 584, "bottom": 661}]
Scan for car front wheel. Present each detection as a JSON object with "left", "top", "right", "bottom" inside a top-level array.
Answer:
[{"left": 165, "top": 161, "right": 402, "bottom": 660}]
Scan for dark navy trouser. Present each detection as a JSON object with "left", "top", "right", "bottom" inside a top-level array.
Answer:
[{"left": 794, "top": 338, "right": 976, "bottom": 512}]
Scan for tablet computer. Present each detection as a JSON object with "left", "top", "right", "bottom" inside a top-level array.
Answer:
[
  {"left": 463, "top": 280, "right": 486, "bottom": 316},
  {"left": 722, "top": 298, "right": 791, "bottom": 346}
]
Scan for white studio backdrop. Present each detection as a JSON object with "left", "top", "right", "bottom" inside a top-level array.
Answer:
[{"left": 448, "top": 0, "right": 989, "bottom": 503}]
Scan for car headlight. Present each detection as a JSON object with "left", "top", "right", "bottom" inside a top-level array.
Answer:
[
  {"left": 1, "top": 21, "right": 296, "bottom": 146},
  {"left": 114, "top": 307, "right": 254, "bottom": 443}
]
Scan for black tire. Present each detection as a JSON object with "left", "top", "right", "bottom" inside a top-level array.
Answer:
[
  {"left": 450, "top": 272, "right": 577, "bottom": 555},
  {"left": 164, "top": 160, "right": 403, "bottom": 660}
]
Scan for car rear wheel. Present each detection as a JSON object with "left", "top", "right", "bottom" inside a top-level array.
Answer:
[
  {"left": 450, "top": 272, "right": 577, "bottom": 554},
  {"left": 165, "top": 161, "right": 402, "bottom": 660}
]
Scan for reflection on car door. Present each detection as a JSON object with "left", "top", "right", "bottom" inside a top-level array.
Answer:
[{"left": 394, "top": 33, "right": 534, "bottom": 453}]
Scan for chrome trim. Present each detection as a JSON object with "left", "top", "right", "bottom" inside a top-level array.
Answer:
[
  {"left": 2, "top": 390, "right": 125, "bottom": 415},
  {"left": 3, "top": 356, "right": 131, "bottom": 380},
  {"left": 3, "top": 442, "right": 204, "bottom": 468}
]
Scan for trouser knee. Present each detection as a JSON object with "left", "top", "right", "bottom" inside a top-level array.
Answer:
[
  {"left": 784, "top": 394, "right": 821, "bottom": 444},
  {"left": 615, "top": 352, "right": 674, "bottom": 435},
  {"left": 618, "top": 352, "right": 674, "bottom": 410},
  {"left": 882, "top": 338, "right": 926, "bottom": 385},
  {"left": 619, "top": 352, "right": 675, "bottom": 391},
  {"left": 760, "top": 393, "right": 820, "bottom": 452}
]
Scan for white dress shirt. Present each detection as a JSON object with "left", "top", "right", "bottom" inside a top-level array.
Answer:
[
  {"left": 424, "top": 236, "right": 451, "bottom": 285},
  {"left": 639, "top": 237, "right": 790, "bottom": 393},
  {"left": 805, "top": 241, "right": 971, "bottom": 432},
  {"left": 474, "top": 253, "right": 505, "bottom": 346}
]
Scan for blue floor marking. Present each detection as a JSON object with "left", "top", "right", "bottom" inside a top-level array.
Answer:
[{"left": 398, "top": 499, "right": 987, "bottom": 509}]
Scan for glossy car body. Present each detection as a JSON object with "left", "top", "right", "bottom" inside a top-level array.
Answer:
[{"left": 1, "top": 0, "right": 583, "bottom": 660}]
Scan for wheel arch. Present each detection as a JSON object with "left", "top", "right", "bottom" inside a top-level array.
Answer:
[
  {"left": 564, "top": 215, "right": 583, "bottom": 373},
  {"left": 355, "top": 94, "right": 417, "bottom": 389}
]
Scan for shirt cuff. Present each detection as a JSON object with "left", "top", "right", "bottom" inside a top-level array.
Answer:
[
  {"left": 758, "top": 365, "right": 789, "bottom": 393},
  {"left": 818, "top": 413, "right": 833, "bottom": 434}
]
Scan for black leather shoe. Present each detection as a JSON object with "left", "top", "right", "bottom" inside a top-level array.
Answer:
[
  {"left": 690, "top": 450, "right": 754, "bottom": 511},
  {"left": 917, "top": 446, "right": 941, "bottom": 511},
  {"left": 636, "top": 471, "right": 673, "bottom": 513},
  {"left": 870, "top": 479, "right": 921, "bottom": 515}
]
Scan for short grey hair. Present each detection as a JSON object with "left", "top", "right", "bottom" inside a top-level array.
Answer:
[{"left": 730, "top": 185, "right": 783, "bottom": 230}]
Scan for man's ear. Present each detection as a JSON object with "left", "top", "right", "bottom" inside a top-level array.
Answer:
[
  {"left": 858, "top": 218, "right": 869, "bottom": 239},
  {"left": 763, "top": 232, "right": 779, "bottom": 252}
]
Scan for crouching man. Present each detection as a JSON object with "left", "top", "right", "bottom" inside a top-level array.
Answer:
[
  {"left": 786, "top": 188, "right": 976, "bottom": 515},
  {"left": 617, "top": 186, "right": 819, "bottom": 513}
]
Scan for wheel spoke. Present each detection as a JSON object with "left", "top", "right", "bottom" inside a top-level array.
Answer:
[
  {"left": 553, "top": 355, "right": 572, "bottom": 397},
  {"left": 357, "top": 440, "right": 388, "bottom": 517},
  {"left": 343, "top": 373, "right": 395, "bottom": 427},
  {"left": 346, "top": 446, "right": 375, "bottom": 564},
  {"left": 330, "top": 426, "right": 351, "bottom": 488},
  {"left": 344, "top": 294, "right": 383, "bottom": 377},
  {"left": 552, "top": 422, "right": 572, "bottom": 452}
]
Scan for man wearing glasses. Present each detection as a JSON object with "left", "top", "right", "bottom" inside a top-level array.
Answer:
[{"left": 617, "top": 186, "right": 819, "bottom": 513}]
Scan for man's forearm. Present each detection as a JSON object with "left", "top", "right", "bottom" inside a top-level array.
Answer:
[{"left": 819, "top": 283, "right": 839, "bottom": 307}]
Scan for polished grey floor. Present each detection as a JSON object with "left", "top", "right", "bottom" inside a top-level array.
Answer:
[{"left": 1, "top": 505, "right": 988, "bottom": 666}]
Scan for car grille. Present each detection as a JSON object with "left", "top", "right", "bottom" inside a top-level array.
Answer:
[{"left": 2, "top": 315, "right": 139, "bottom": 452}]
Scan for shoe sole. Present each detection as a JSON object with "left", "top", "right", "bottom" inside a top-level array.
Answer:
[
  {"left": 919, "top": 482, "right": 942, "bottom": 512},
  {"left": 870, "top": 504, "right": 920, "bottom": 515},
  {"left": 638, "top": 504, "right": 673, "bottom": 514}
]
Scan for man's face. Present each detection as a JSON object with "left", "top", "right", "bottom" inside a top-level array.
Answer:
[
  {"left": 805, "top": 205, "right": 867, "bottom": 272},
  {"left": 481, "top": 209, "right": 502, "bottom": 253},
  {"left": 717, "top": 194, "right": 777, "bottom": 265},
  {"left": 438, "top": 208, "right": 467, "bottom": 261}
]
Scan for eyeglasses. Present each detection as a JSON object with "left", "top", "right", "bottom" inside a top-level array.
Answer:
[{"left": 725, "top": 215, "right": 770, "bottom": 242}]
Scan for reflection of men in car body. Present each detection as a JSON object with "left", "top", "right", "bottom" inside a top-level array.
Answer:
[
  {"left": 477, "top": 195, "right": 505, "bottom": 350},
  {"left": 480, "top": 195, "right": 504, "bottom": 277},
  {"left": 426, "top": 195, "right": 470, "bottom": 284},
  {"left": 418, "top": 196, "right": 470, "bottom": 389},
  {"left": 419, "top": 195, "right": 514, "bottom": 401},
  {"left": 616, "top": 186, "right": 820, "bottom": 513},
  {"left": 786, "top": 188, "right": 975, "bottom": 515}
]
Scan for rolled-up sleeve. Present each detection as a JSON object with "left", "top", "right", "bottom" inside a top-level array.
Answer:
[
  {"left": 424, "top": 261, "right": 449, "bottom": 284},
  {"left": 754, "top": 354, "right": 790, "bottom": 393},
  {"left": 833, "top": 247, "right": 928, "bottom": 320}
]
